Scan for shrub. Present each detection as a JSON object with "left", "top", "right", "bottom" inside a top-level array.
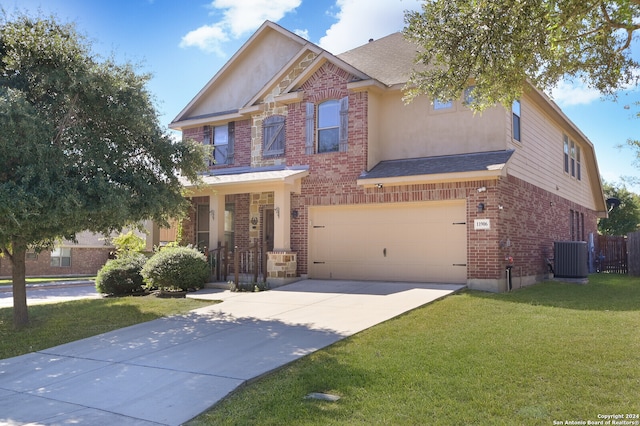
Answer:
[
  {"left": 95, "top": 253, "right": 147, "bottom": 296},
  {"left": 141, "top": 246, "right": 209, "bottom": 291},
  {"left": 112, "top": 230, "right": 146, "bottom": 256}
]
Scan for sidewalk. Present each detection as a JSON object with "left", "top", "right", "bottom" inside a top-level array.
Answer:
[{"left": 0, "top": 280, "right": 464, "bottom": 425}]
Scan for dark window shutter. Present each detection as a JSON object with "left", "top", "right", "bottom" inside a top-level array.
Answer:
[
  {"left": 305, "top": 102, "right": 315, "bottom": 155},
  {"left": 227, "top": 122, "right": 235, "bottom": 164},
  {"left": 339, "top": 96, "right": 349, "bottom": 152},
  {"left": 263, "top": 115, "right": 285, "bottom": 156}
]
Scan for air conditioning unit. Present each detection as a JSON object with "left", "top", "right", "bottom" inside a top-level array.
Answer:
[{"left": 554, "top": 241, "right": 588, "bottom": 278}]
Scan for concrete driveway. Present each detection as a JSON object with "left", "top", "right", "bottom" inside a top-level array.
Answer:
[{"left": 0, "top": 280, "right": 464, "bottom": 425}]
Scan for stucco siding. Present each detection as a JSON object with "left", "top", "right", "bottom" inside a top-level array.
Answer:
[{"left": 371, "top": 92, "right": 507, "bottom": 166}]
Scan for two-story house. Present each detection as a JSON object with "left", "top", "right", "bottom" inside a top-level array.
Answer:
[{"left": 167, "top": 21, "right": 607, "bottom": 292}]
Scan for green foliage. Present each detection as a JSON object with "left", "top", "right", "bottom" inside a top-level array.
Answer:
[
  {"left": 403, "top": 0, "right": 640, "bottom": 111},
  {"left": 95, "top": 253, "right": 147, "bottom": 296},
  {"left": 112, "top": 231, "right": 146, "bottom": 256},
  {"left": 0, "top": 13, "right": 206, "bottom": 325},
  {"left": 598, "top": 181, "right": 640, "bottom": 235},
  {"left": 142, "top": 247, "right": 209, "bottom": 291}
]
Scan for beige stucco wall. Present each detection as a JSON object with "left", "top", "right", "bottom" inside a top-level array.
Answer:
[
  {"left": 186, "top": 29, "right": 305, "bottom": 118},
  {"left": 366, "top": 90, "right": 508, "bottom": 170}
]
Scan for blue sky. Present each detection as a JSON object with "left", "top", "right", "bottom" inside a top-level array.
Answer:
[{"left": 2, "top": 0, "right": 639, "bottom": 191}]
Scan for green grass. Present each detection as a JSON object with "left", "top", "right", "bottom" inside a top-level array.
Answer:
[
  {"left": 189, "top": 274, "right": 640, "bottom": 426},
  {"left": 0, "top": 276, "right": 97, "bottom": 286},
  {"left": 0, "top": 295, "right": 215, "bottom": 359}
]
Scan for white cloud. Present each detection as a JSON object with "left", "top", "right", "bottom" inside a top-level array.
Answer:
[
  {"left": 294, "top": 28, "right": 310, "bottom": 40},
  {"left": 550, "top": 80, "right": 602, "bottom": 107},
  {"left": 318, "top": 0, "right": 422, "bottom": 54},
  {"left": 180, "top": 0, "right": 301, "bottom": 54},
  {"left": 180, "top": 23, "right": 228, "bottom": 55}
]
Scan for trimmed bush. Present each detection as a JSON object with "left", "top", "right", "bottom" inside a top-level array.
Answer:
[
  {"left": 142, "top": 246, "right": 209, "bottom": 291},
  {"left": 95, "top": 253, "right": 147, "bottom": 296}
]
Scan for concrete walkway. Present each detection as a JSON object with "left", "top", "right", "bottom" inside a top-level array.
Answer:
[{"left": 0, "top": 280, "right": 464, "bottom": 425}]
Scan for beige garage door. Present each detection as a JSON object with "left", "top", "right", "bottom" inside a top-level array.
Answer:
[{"left": 309, "top": 201, "right": 467, "bottom": 283}]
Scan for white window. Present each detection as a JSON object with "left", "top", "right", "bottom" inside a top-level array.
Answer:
[
  {"left": 512, "top": 100, "right": 521, "bottom": 142},
  {"left": 434, "top": 99, "right": 453, "bottom": 110},
  {"left": 50, "top": 247, "right": 71, "bottom": 267},
  {"left": 318, "top": 100, "right": 340, "bottom": 153},
  {"left": 563, "top": 135, "right": 581, "bottom": 181},
  {"left": 305, "top": 97, "right": 349, "bottom": 154},
  {"left": 204, "top": 123, "right": 235, "bottom": 166}
]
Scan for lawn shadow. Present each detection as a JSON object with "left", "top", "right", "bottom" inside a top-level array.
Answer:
[{"left": 469, "top": 273, "right": 640, "bottom": 312}]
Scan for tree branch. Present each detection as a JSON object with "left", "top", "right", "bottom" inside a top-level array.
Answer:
[{"left": 599, "top": 3, "right": 640, "bottom": 52}]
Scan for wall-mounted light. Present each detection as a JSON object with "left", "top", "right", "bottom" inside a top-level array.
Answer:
[
  {"left": 375, "top": 183, "right": 383, "bottom": 189},
  {"left": 291, "top": 209, "right": 299, "bottom": 219},
  {"left": 250, "top": 216, "right": 259, "bottom": 226},
  {"left": 274, "top": 207, "right": 280, "bottom": 218},
  {"left": 477, "top": 186, "right": 487, "bottom": 193},
  {"left": 209, "top": 210, "right": 215, "bottom": 219},
  {"left": 477, "top": 202, "right": 485, "bottom": 213}
]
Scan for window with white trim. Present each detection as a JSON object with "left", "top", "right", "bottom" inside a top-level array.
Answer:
[
  {"left": 50, "top": 247, "right": 71, "bottom": 267},
  {"left": 512, "top": 100, "right": 521, "bottom": 142},
  {"left": 563, "top": 134, "right": 581, "bottom": 181},
  {"left": 433, "top": 99, "right": 453, "bottom": 110},
  {"left": 204, "top": 123, "right": 235, "bottom": 166},
  {"left": 305, "top": 97, "right": 349, "bottom": 154}
]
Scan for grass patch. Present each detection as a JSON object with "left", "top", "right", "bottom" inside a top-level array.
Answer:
[
  {"left": 0, "top": 295, "right": 215, "bottom": 359},
  {"left": 0, "top": 276, "right": 97, "bottom": 286},
  {"left": 189, "top": 274, "right": 640, "bottom": 425}
]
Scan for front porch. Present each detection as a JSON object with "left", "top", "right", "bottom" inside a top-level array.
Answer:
[{"left": 174, "top": 166, "right": 309, "bottom": 287}]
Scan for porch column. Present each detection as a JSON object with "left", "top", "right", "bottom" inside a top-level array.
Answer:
[
  {"left": 272, "top": 185, "right": 291, "bottom": 251},
  {"left": 208, "top": 192, "right": 225, "bottom": 251}
]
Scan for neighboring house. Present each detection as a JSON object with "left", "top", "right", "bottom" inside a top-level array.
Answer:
[
  {"left": 167, "top": 21, "right": 607, "bottom": 292},
  {"left": 0, "top": 225, "right": 154, "bottom": 279}
]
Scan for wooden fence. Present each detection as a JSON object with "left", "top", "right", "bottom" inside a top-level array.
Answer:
[
  {"left": 596, "top": 235, "right": 628, "bottom": 274},
  {"left": 628, "top": 231, "right": 640, "bottom": 276}
]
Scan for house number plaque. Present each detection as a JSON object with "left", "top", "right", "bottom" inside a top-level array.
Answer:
[{"left": 474, "top": 219, "right": 491, "bottom": 230}]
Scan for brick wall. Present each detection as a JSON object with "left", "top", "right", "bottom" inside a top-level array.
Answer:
[{"left": 0, "top": 247, "right": 111, "bottom": 278}]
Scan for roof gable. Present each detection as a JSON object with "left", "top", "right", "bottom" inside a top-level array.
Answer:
[{"left": 171, "top": 21, "right": 310, "bottom": 127}]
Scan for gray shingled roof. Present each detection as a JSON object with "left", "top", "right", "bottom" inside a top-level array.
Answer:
[
  {"left": 359, "top": 150, "right": 515, "bottom": 180},
  {"left": 337, "top": 32, "right": 419, "bottom": 86}
]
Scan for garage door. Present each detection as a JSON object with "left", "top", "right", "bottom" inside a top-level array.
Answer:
[{"left": 308, "top": 201, "right": 467, "bottom": 283}]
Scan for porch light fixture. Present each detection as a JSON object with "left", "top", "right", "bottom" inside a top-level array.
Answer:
[
  {"left": 375, "top": 183, "right": 383, "bottom": 189},
  {"left": 477, "top": 203, "right": 485, "bottom": 213},
  {"left": 291, "top": 209, "right": 299, "bottom": 219},
  {"left": 209, "top": 210, "right": 215, "bottom": 219},
  {"left": 477, "top": 186, "right": 487, "bottom": 193},
  {"left": 250, "top": 216, "right": 259, "bottom": 226},
  {"left": 275, "top": 207, "right": 280, "bottom": 218}
]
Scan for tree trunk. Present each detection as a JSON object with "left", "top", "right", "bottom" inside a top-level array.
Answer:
[{"left": 10, "top": 241, "right": 29, "bottom": 328}]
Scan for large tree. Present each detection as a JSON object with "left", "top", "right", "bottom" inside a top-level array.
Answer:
[
  {"left": 598, "top": 181, "right": 640, "bottom": 235},
  {"left": 0, "top": 14, "right": 205, "bottom": 327},
  {"left": 403, "top": 0, "right": 640, "bottom": 110}
]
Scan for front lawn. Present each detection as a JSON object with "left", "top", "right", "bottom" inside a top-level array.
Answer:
[
  {"left": 0, "top": 295, "right": 215, "bottom": 359},
  {"left": 189, "top": 274, "right": 640, "bottom": 425}
]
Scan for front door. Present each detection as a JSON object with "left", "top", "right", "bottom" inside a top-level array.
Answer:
[{"left": 263, "top": 207, "right": 274, "bottom": 252}]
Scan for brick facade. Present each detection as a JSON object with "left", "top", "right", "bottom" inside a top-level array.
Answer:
[
  {"left": 0, "top": 247, "right": 111, "bottom": 278},
  {"left": 178, "top": 44, "right": 601, "bottom": 292}
]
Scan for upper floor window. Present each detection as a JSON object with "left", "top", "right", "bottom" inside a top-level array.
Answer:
[
  {"left": 563, "top": 134, "right": 581, "bottom": 180},
  {"left": 433, "top": 99, "right": 453, "bottom": 110},
  {"left": 318, "top": 100, "right": 340, "bottom": 153},
  {"left": 512, "top": 100, "right": 521, "bottom": 142},
  {"left": 263, "top": 115, "right": 285, "bottom": 157},
  {"left": 305, "top": 97, "right": 349, "bottom": 154},
  {"left": 50, "top": 247, "right": 71, "bottom": 267},
  {"left": 204, "top": 123, "right": 235, "bottom": 166}
]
